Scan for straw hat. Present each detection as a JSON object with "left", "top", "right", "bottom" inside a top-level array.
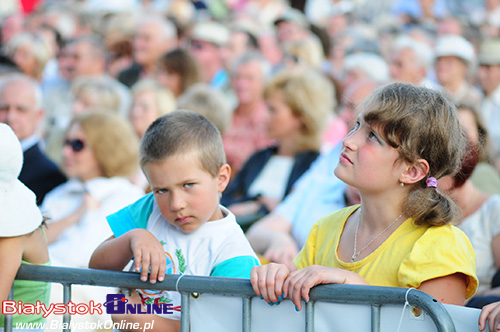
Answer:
[{"left": 0, "top": 123, "right": 43, "bottom": 237}]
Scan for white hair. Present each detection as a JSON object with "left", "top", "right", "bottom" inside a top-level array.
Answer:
[
  {"left": 137, "top": 15, "right": 177, "bottom": 42},
  {"left": 393, "top": 35, "right": 434, "bottom": 70},
  {"left": 0, "top": 74, "right": 43, "bottom": 110},
  {"left": 343, "top": 52, "right": 390, "bottom": 82},
  {"left": 230, "top": 51, "right": 272, "bottom": 82}
]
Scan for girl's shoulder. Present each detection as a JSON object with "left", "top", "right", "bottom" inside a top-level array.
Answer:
[
  {"left": 315, "top": 205, "right": 360, "bottom": 230},
  {"left": 415, "top": 223, "right": 474, "bottom": 253}
]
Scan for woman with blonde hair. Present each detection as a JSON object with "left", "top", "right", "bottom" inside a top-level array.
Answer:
[
  {"left": 71, "top": 77, "right": 122, "bottom": 115},
  {"left": 130, "top": 78, "right": 176, "bottom": 138},
  {"left": 221, "top": 66, "right": 332, "bottom": 229},
  {"left": 41, "top": 111, "right": 144, "bottom": 268}
]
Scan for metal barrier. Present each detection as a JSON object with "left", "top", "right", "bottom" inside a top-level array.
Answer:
[{"left": 4, "top": 264, "right": 456, "bottom": 332}]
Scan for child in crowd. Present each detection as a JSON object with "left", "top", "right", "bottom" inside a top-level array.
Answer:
[
  {"left": 0, "top": 123, "right": 50, "bottom": 328},
  {"left": 251, "top": 83, "right": 478, "bottom": 310},
  {"left": 89, "top": 110, "right": 260, "bottom": 331}
]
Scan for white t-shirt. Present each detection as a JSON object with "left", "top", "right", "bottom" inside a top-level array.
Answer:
[
  {"left": 456, "top": 195, "right": 500, "bottom": 293},
  {"left": 247, "top": 155, "right": 294, "bottom": 200},
  {"left": 107, "top": 195, "right": 260, "bottom": 320}
]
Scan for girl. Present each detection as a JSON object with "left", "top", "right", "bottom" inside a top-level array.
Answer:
[
  {"left": 251, "top": 82, "right": 478, "bottom": 309},
  {"left": 0, "top": 123, "right": 50, "bottom": 328}
]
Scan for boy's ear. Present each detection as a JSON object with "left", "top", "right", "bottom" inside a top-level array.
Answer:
[
  {"left": 400, "top": 159, "right": 429, "bottom": 185},
  {"left": 217, "top": 164, "right": 231, "bottom": 192}
]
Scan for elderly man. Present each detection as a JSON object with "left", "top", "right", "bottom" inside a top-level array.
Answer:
[
  {"left": 0, "top": 74, "right": 66, "bottom": 205},
  {"left": 389, "top": 35, "right": 438, "bottom": 88},
  {"left": 118, "top": 15, "right": 177, "bottom": 87}
]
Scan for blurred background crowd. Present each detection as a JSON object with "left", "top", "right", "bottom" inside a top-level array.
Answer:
[{"left": 4, "top": 0, "right": 500, "bottom": 320}]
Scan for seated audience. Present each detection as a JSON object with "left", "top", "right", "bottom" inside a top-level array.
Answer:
[{"left": 222, "top": 67, "right": 332, "bottom": 230}]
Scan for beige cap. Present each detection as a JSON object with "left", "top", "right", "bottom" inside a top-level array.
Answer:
[{"left": 479, "top": 38, "right": 500, "bottom": 65}]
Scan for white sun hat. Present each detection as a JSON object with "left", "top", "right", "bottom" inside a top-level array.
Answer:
[
  {"left": 0, "top": 123, "right": 43, "bottom": 237},
  {"left": 435, "top": 34, "right": 475, "bottom": 67}
]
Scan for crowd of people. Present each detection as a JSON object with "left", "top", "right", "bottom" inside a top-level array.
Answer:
[{"left": 4, "top": 0, "right": 500, "bottom": 330}]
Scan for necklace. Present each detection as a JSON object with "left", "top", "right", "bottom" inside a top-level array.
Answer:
[{"left": 351, "top": 211, "right": 403, "bottom": 262}]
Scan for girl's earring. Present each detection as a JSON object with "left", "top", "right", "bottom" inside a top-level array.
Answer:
[{"left": 400, "top": 182, "right": 404, "bottom": 187}]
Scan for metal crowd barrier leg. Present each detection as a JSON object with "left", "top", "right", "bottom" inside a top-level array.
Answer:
[
  {"left": 242, "top": 297, "right": 251, "bottom": 332},
  {"left": 371, "top": 304, "right": 381, "bottom": 332},
  {"left": 305, "top": 300, "right": 314, "bottom": 332},
  {"left": 180, "top": 292, "right": 190, "bottom": 332},
  {"left": 62, "top": 283, "right": 72, "bottom": 332}
]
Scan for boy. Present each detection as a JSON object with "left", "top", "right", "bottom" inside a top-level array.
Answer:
[{"left": 89, "top": 110, "right": 260, "bottom": 331}]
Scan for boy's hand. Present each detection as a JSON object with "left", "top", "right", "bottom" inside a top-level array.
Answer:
[{"left": 128, "top": 229, "right": 166, "bottom": 283}]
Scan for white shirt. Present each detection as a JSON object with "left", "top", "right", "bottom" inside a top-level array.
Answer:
[
  {"left": 456, "top": 195, "right": 500, "bottom": 293},
  {"left": 42, "top": 177, "right": 144, "bottom": 268}
]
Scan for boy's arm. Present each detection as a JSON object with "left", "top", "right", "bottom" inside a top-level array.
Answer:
[
  {"left": 89, "top": 229, "right": 167, "bottom": 283},
  {"left": 89, "top": 235, "right": 134, "bottom": 271}
]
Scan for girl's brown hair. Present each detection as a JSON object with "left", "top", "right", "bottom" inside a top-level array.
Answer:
[{"left": 362, "top": 83, "right": 466, "bottom": 226}]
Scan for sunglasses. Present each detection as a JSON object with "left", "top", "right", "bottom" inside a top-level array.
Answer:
[{"left": 64, "top": 138, "right": 85, "bottom": 152}]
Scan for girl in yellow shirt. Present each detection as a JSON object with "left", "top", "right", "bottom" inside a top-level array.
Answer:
[{"left": 250, "top": 82, "right": 478, "bottom": 310}]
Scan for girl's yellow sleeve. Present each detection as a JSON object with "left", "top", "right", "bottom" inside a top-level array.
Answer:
[{"left": 398, "top": 225, "right": 478, "bottom": 299}]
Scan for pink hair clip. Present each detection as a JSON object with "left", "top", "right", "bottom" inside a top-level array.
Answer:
[{"left": 426, "top": 177, "right": 438, "bottom": 188}]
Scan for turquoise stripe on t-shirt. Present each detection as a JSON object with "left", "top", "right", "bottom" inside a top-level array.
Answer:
[
  {"left": 107, "top": 193, "right": 155, "bottom": 237},
  {"left": 210, "top": 256, "right": 260, "bottom": 279}
]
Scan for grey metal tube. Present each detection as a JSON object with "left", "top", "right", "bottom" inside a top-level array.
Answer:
[
  {"left": 305, "top": 300, "right": 314, "bottom": 332},
  {"left": 242, "top": 297, "right": 251, "bottom": 332},
  {"left": 371, "top": 304, "right": 381, "bottom": 332},
  {"left": 63, "top": 283, "right": 72, "bottom": 332},
  {"left": 180, "top": 292, "right": 189, "bottom": 332}
]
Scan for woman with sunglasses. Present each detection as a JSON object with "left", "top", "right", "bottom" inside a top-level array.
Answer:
[{"left": 40, "top": 111, "right": 144, "bottom": 269}]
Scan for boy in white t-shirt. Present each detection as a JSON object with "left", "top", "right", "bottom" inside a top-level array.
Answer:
[{"left": 89, "top": 110, "right": 260, "bottom": 331}]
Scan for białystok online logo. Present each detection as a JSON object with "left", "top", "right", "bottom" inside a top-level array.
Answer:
[
  {"left": 2, "top": 294, "right": 174, "bottom": 317},
  {"left": 104, "top": 294, "right": 174, "bottom": 314}
]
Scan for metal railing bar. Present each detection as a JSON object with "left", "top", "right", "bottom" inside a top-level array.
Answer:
[
  {"left": 242, "top": 297, "right": 251, "bottom": 332},
  {"left": 371, "top": 304, "right": 381, "bottom": 332}
]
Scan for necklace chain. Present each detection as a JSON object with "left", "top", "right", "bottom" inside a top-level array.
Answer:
[{"left": 351, "top": 211, "right": 403, "bottom": 262}]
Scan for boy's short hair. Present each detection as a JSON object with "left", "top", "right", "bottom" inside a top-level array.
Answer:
[{"left": 140, "top": 110, "right": 226, "bottom": 177}]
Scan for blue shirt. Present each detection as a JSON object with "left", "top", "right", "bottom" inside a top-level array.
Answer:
[{"left": 274, "top": 143, "right": 346, "bottom": 248}]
